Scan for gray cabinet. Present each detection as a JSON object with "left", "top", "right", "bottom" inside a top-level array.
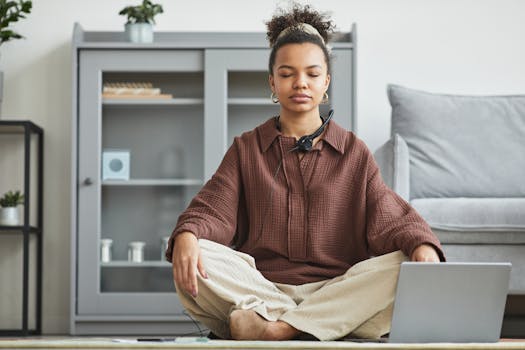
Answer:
[{"left": 71, "top": 23, "right": 356, "bottom": 335}]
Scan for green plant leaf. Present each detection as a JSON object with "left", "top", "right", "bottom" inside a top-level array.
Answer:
[
  {"left": 118, "top": 0, "right": 163, "bottom": 24},
  {"left": 0, "top": 190, "right": 24, "bottom": 207},
  {"left": 0, "top": 0, "right": 31, "bottom": 46}
]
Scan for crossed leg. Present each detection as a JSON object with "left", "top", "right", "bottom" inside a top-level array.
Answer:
[{"left": 174, "top": 239, "right": 407, "bottom": 340}]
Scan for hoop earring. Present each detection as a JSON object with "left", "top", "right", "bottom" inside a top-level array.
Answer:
[
  {"left": 322, "top": 92, "right": 329, "bottom": 104},
  {"left": 271, "top": 92, "right": 279, "bottom": 104}
]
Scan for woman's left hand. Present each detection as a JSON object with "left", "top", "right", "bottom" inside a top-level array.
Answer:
[{"left": 410, "top": 244, "right": 440, "bottom": 262}]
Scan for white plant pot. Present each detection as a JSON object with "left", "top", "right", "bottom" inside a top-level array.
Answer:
[
  {"left": 0, "top": 207, "right": 20, "bottom": 226},
  {"left": 125, "top": 23, "right": 154, "bottom": 43}
]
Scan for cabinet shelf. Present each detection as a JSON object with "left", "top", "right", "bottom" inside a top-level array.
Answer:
[
  {"left": 101, "top": 261, "right": 171, "bottom": 267},
  {"left": 102, "top": 179, "right": 203, "bottom": 186},
  {"left": 102, "top": 98, "right": 203, "bottom": 106},
  {"left": 228, "top": 98, "right": 274, "bottom": 105}
]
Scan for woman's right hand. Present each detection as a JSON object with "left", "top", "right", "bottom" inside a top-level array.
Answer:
[{"left": 171, "top": 232, "right": 208, "bottom": 297}]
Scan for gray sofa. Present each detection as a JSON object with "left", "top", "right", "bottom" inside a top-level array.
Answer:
[{"left": 374, "top": 84, "right": 525, "bottom": 294}]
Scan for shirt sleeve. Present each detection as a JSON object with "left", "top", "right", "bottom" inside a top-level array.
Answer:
[
  {"left": 165, "top": 142, "right": 242, "bottom": 262},
  {"left": 364, "top": 146, "right": 446, "bottom": 261}
]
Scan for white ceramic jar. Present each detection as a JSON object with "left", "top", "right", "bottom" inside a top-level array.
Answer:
[
  {"left": 128, "top": 241, "right": 146, "bottom": 262},
  {"left": 161, "top": 236, "right": 170, "bottom": 260},
  {"left": 100, "top": 239, "right": 113, "bottom": 263}
]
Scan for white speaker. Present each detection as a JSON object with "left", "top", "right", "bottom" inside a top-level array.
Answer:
[{"left": 102, "top": 150, "right": 130, "bottom": 180}]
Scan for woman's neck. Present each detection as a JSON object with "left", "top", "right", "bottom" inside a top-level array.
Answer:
[{"left": 278, "top": 110, "right": 323, "bottom": 140}]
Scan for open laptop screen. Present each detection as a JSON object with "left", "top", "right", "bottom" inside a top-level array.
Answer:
[{"left": 389, "top": 262, "right": 511, "bottom": 343}]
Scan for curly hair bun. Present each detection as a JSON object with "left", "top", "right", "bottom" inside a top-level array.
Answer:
[{"left": 266, "top": 3, "right": 335, "bottom": 47}]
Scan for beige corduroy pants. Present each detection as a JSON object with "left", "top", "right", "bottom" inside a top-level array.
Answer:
[{"left": 175, "top": 239, "right": 407, "bottom": 341}]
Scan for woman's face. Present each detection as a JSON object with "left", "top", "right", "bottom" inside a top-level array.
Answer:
[{"left": 269, "top": 43, "right": 330, "bottom": 115}]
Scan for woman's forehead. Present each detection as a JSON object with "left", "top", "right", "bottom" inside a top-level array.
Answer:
[{"left": 274, "top": 43, "right": 327, "bottom": 68}]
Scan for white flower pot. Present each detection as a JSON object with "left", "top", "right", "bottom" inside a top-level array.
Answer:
[
  {"left": 125, "top": 23, "right": 154, "bottom": 43},
  {"left": 0, "top": 207, "right": 20, "bottom": 226}
]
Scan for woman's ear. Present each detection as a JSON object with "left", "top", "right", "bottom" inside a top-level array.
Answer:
[
  {"left": 324, "top": 73, "right": 331, "bottom": 90},
  {"left": 269, "top": 74, "right": 275, "bottom": 91}
]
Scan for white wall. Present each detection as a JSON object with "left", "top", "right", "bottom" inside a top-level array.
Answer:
[{"left": 0, "top": 0, "right": 524, "bottom": 333}]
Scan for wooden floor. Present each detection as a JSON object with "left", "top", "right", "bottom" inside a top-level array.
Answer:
[{"left": 0, "top": 337, "right": 525, "bottom": 350}]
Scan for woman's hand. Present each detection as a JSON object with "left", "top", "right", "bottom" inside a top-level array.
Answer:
[
  {"left": 410, "top": 244, "right": 440, "bottom": 262},
  {"left": 171, "top": 232, "right": 208, "bottom": 297}
]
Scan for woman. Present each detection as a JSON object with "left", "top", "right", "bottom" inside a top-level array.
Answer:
[{"left": 166, "top": 4, "right": 444, "bottom": 341}]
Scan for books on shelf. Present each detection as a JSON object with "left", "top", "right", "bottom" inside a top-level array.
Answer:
[{"left": 102, "top": 82, "right": 173, "bottom": 99}]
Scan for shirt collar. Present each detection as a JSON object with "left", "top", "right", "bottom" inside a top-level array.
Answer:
[{"left": 257, "top": 116, "right": 346, "bottom": 154}]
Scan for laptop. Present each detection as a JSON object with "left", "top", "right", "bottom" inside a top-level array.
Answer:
[{"left": 388, "top": 262, "right": 511, "bottom": 343}]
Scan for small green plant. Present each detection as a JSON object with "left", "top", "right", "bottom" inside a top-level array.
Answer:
[
  {"left": 0, "top": 190, "right": 24, "bottom": 207},
  {"left": 0, "top": 0, "right": 32, "bottom": 46},
  {"left": 119, "top": 0, "right": 163, "bottom": 24}
]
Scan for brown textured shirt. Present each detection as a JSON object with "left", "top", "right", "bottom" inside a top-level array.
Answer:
[{"left": 166, "top": 117, "right": 444, "bottom": 285}]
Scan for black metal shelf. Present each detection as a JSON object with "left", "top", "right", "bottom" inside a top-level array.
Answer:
[
  {"left": 0, "top": 120, "right": 43, "bottom": 336},
  {"left": 0, "top": 226, "right": 41, "bottom": 234},
  {"left": 0, "top": 329, "right": 40, "bottom": 336}
]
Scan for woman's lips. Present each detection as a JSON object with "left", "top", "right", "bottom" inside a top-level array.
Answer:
[{"left": 290, "top": 94, "right": 312, "bottom": 103}]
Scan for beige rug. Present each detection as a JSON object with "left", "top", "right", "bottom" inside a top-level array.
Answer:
[{"left": 0, "top": 338, "right": 524, "bottom": 350}]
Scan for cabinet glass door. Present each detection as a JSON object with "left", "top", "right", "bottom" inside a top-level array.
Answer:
[
  {"left": 77, "top": 50, "right": 204, "bottom": 315},
  {"left": 204, "top": 49, "right": 353, "bottom": 179}
]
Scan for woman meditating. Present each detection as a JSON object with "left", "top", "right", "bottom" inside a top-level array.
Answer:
[{"left": 166, "top": 4, "right": 444, "bottom": 341}]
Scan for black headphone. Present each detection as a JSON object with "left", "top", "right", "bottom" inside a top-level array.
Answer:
[{"left": 276, "top": 109, "right": 334, "bottom": 152}]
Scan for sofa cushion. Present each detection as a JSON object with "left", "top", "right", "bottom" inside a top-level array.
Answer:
[
  {"left": 411, "top": 197, "right": 525, "bottom": 233},
  {"left": 388, "top": 84, "right": 525, "bottom": 199}
]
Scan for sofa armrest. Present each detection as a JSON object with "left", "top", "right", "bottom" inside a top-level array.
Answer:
[{"left": 373, "top": 133, "right": 410, "bottom": 201}]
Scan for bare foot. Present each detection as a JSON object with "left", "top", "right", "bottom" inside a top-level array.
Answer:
[{"left": 229, "top": 309, "right": 299, "bottom": 340}]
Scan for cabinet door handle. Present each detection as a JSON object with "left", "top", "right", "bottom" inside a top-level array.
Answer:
[{"left": 83, "top": 177, "right": 93, "bottom": 186}]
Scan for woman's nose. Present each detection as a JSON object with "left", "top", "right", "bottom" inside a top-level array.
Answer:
[{"left": 293, "top": 74, "right": 308, "bottom": 89}]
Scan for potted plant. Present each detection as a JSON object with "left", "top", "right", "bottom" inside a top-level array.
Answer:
[
  {"left": 0, "top": 0, "right": 32, "bottom": 117},
  {"left": 0, "top": 0, "right": 32, "bottom": 46},
  {"left": 119, "top": 0, "right": 163, "bottom": 43},
  {"left": 0, "top": 190, "right": 24, "bottom": 226}
]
